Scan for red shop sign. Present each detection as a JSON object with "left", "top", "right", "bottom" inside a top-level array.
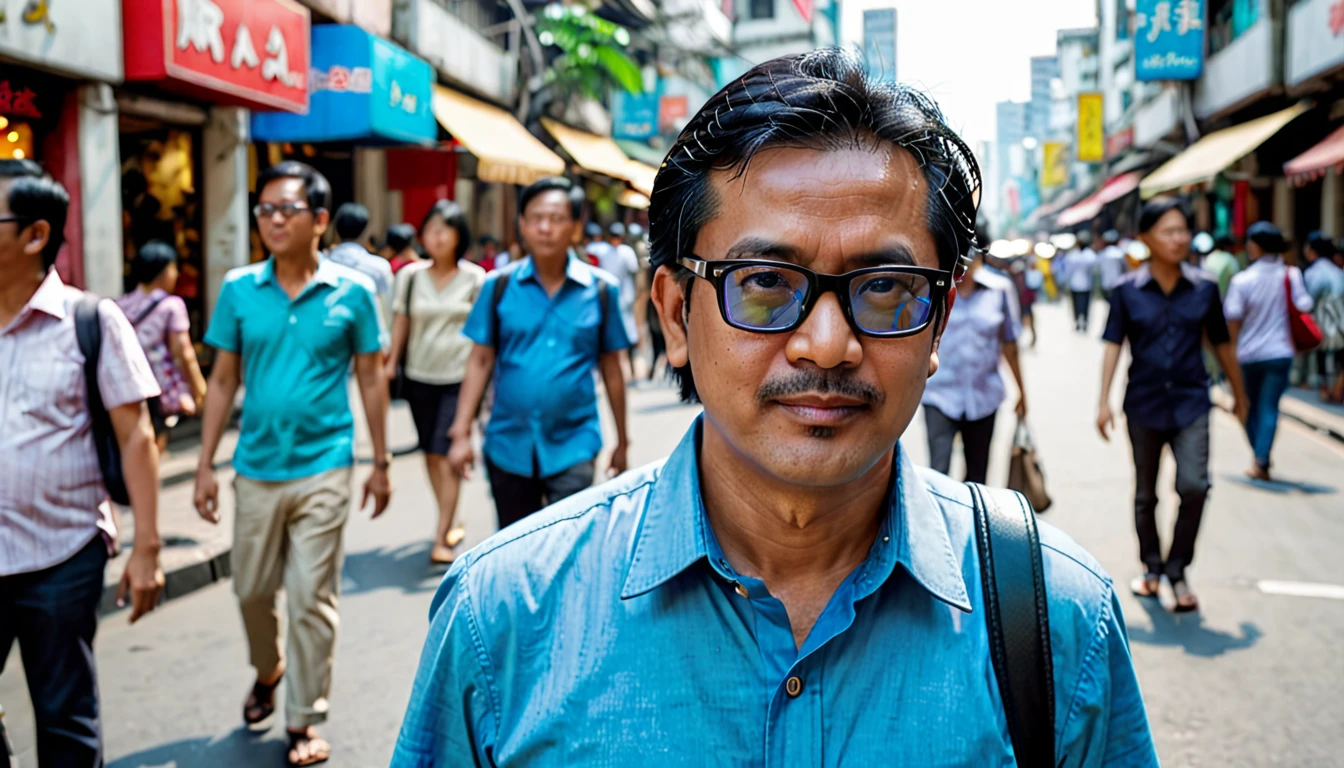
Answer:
[{"left": 123, "top": 0, "right": 311, "bottom": 114}]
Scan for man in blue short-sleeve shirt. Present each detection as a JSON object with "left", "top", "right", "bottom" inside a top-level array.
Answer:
[
  {"left": 394, "top": 53, "right": 1156, "bottom": 768},
  {"left": 194, "top": 162, "right": 391, "bottom": 766},
  {"left": 447, "top": 176, "right": 631, "bottom": 530}
]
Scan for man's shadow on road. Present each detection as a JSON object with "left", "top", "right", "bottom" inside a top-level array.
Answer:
[
  {"left": 1223, "top": 474, "right": 1336, "bottom": 496},
  {"left": 1126, "top": 597, "right": 1263, "bottom": 657},
  {"left": 109, "top": 730, "right": 287, "bottom": 768},
  {"left": 341, "top": 541, "right": 442, "bottom": 597}
]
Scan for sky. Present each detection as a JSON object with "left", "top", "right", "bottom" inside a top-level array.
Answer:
[{"left": 838, "top": 0, "right": 1098, "bottom": 146}]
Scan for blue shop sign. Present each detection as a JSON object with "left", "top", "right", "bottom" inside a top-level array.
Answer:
[
  {"left": 252, "top": 25, "right": 436, "bottom": 146},
  {"left": 612, "top": 88, "right": 660, "bottom": 141},
  {"left": 1134, "top": 0, "right": 1205, "bottom": 81}
]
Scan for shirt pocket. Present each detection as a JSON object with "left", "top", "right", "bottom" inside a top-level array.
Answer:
[{"left": 18, "top": 355, "right": 86, "bottom": 429}]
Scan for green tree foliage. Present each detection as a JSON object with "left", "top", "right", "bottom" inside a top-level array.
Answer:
[{"left": 535, "top": 4, "right": 643, "bottom": 101}]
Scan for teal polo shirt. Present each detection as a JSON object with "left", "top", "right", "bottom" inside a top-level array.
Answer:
[{"left": 204, "top": 257, "right": 386, "bottom": 481}]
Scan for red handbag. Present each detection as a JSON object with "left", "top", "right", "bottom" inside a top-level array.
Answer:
[{"left": 1286, "top": 270, "right": 1322, "bottom": 351}]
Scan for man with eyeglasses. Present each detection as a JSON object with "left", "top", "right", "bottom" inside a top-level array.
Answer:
[
  {"left": 393, "top": 52, "right": 1155, "bottom": 767},
  {"left": 446, "top": 176, "right": 631, "bottom": 529},
  {"left": 193, "top": 161, "right": 390, "bottom": 766}
]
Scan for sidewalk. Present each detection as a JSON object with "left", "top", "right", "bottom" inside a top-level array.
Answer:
[
  {"left": 100, "top": 391, "right": 419, "bottom": 616},
  {"left": 1280, "top": 387, "right": 1344, "bottom": 440}
]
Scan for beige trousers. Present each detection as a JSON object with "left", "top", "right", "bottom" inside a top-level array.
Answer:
[{"left": 232, "top": 467, "right": 351, "bottom": 728}]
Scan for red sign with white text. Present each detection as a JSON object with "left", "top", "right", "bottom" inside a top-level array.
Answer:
[{"left": 123, "top": 0, "right": 310, "bottom": 114}]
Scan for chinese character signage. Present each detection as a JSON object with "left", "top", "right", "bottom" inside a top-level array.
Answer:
[
  {"left": 123, "top": 0, "right": 311, "bottom": 113},
  {"left": 612, "top": 89, "right": 659, "bottom": 141},
  {"left": 1077, "top": 93, "right": 1105, "bottom": 163},
  {"left": 1041, "top": 142, "right": 1069, "bottom": 187},
  {"left": 0, "top": 81, "right": 42, "bottom": 120},
  {"left": 1134, "top": 0, "right": 1205, "bottom": 81},
  {"left": 251, "top": 25, "right": 435, "bottom": 145}
]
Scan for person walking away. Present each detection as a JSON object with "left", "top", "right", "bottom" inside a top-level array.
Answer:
[
  {"left": 1098, "top": 197, "right": 1248, "bottom": 613},
  {"left": 1099, "top": 229, "right": 1126, "bottom": 301},
  {"left": 115, "top": 241, "right": 208, "bottom": 454},
  {"left": 597, "top": 222, "right": 642, "bottom": 372},
  {"left": 922, "top": 229, "right": 1027, "bottom": 484},
  {"left": 384, "top": 200, "right": 485, "bottom": 565},
  {"left": 583, "top": 222, "right": 607, "bottom": 267},
  {"left": 327, "top": 203, "right": 394, "bottom": 327},
  {"left": 384, "top": 223, "right": 420, "bottom": 274},
  {"left": 446, "top": 176, "right": 632, "bottom": 530},
  {"left": 0, "top": 159, "right": 165, "bottom": 766},
  {"left": 192, "top": 161, "right": 391, "bottom": 767},
  {"left": 393, "top": 53, "right": 1156, "bottom": 767},
  {"left": 1066, "top": 231, "right": 1100, "bottom": 331},
  {"left": 1224, "top": 222, "right": 1314, "bottom": 481},
  {"left": 1201, "top": 235, "right": 1240, "bottom": 297},
  {"left": 1301, "top": 232, "right": 1344, "bottom": 402}
]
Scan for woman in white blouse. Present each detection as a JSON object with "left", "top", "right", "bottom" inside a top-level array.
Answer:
[{"left": 384, "top": 200, "right": 486, "bottom": 564}]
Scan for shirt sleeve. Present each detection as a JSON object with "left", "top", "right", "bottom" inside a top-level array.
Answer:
[
  {"left": 96, "top": 300, "right": 162, "bottom": 410},
  {"left": 1101, "top": 286, "right": 1127, "bottom": 344},
  {"left": 203, "top": 279, "right": 242, "bottom": 353},
  {"left": 349, "top": 281, "right": 387, "bottom": 356},
  {"left": 1289, "top": 267, "right": 1315, "bottom": 313},
  {"left": 999, "top": 286, "right": 1022, "bottom": 343},
  {"left": 462, "top": 273, "right": 499, "bottom": 347},
  {"left": 1057, "top": 589, "right": 1160, "bottom": 768},
  {"left": 389, "top": 561, "right": 497, "bottom": 768},
  {"left": 164, "top": 295, "right": 191, "bottom": 334},
  {"left": 1222, "top": 278, "right": 1247, "bottom": 321},
  {"left": 599, "top": 279, "right": 633, "bottom": 352},
  {"left": 1202, "top": 287, "right": 1232, "bottom": 346}
]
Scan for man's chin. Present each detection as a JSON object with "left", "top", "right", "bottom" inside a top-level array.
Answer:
[{"left": 749, "top": 435, "right": 895, "bottom": 489}]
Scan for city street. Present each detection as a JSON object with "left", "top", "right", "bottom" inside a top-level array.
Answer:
[{"left": 3, "top": 300, "right": 1342, "bottom": 767}]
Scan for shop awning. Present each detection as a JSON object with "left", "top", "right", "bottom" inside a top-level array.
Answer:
[
  {"left": 1139, "top": 103, "right": 1309, "bottom": 198},
  {"left": 1056, "top": 172, "right": 1143, "bottom": 227},
  {"left": 1284, "top": 124, "right": 1344, "bottom": 187},
  {"left": 542, "top": 118, "right": 659, "bottom": 196},
  {"left": 431, "top": 86, "right": 564, "bottom": 186}
]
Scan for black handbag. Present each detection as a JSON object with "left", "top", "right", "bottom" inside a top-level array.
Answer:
[
  {"left": 968, "top": 482, "right": 1056, "bottom": 768},
  {"left": 74, "top": 295, "right": 131, "bottom": 505}
]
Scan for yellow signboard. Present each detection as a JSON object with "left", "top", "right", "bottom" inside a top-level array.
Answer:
[
  {"left": 1077, "top": 93, "right": 1104, "bottom": 163},
  {"left": 1041, "top": 142, "right": 1069, "bottom": 187}
]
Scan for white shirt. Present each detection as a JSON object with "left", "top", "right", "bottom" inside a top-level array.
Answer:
[
  {"left": 597, "top": 242, "right": 640, "bottom": 342},
  {"left": 921, "top": 269, "right": 1021, "bottom": 421},
  {"left": 1224, "top": 257, "right": 1314, "bottom": 363},
  {"left": 1099, "top": 245, "right": 1126, "bottom": 291},
  {"left": 1067, "top": 248, "right": 1099, "bottom": 293}
]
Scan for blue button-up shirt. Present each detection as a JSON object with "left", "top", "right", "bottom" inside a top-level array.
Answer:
[
  {"left": 1103, "top": 262, "right": 1230, "bottom": 431},
  {"left": 391, "top": 419, "right": 1157, "bottom": 767},
  {"left": 204, "top": 258, "right": 385, "bottom": 481},
  {"left": 923, "top": 269, "right": 1021, "bottom": 421},
  {"left": 463, "top": 256, "right": 631, "bottom": 477}
]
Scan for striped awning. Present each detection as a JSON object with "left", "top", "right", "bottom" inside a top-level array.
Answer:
[{"left": 1285, "top": 124, "right": 1344, "bottom": 187}]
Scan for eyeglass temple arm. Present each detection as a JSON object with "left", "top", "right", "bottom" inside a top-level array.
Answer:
[{"left": 677, "top": 256, "right": 709, "bottom": 278}]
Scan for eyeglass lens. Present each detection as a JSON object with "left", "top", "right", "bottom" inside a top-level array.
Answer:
[
  {"left": 721, "top": 263, "right": 934, "bottom": 334},
  {"left": 254, "top": 203, "right": 308, "bottom": 219}
]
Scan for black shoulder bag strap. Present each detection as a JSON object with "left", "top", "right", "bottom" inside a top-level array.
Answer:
[
  {"left": 130, "top": 294, "right": 169, "bottom": 327},
  {"left": 490, "top": 272, "right": 511, "bottom": 348},
  {"left": 595, "top": 278, "right": 609, "bottom": 353},
  {"left": 968, "top": 482, "right": 1056, "bottom": 768},
  {"left": 74, "top": 295, "right": 131, "bottom": 505}
]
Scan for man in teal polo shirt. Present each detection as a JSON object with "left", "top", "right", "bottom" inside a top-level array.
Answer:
[{"left": 193, "top": 161, "right": 390, "bottom": 767}]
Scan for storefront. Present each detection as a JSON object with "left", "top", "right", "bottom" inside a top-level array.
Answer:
[
  {"left": 121, "top": 0, "right": 310, "bottom": 330},
  {"left": 1, "top": 0, "right": 123, "bottom": 292},
  {"left": 541, "top": 117, "right": 657, "bottom": 224},
  {"left": 251, "top": 24, "right": 438, "bottom": 245}
]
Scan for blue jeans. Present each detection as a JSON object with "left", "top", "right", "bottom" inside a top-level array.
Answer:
[{"left": 1241, "top": 358, "right": 1293, "bottom": 469}]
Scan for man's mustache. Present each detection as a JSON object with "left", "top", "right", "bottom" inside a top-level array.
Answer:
[{"left": 756, "top": 370, "right": 885, "bottom": 406}]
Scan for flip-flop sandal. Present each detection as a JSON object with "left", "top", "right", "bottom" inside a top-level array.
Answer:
[
  {"left": 1129, "top": 574, "right": 1161, "bottom": 598},
  {"left": 444, "top": 526, "right": 466, "bottom": 548},
  {"left": 429, "top": 545, "right": 456, "bottom": 566},
  {"left": 1171, "top": 580, "right": 1200, "bottom": 613},
  {"left": 243, "top": 670, "right": 283, "bottom": 728},
  {"left": 286, "top": 730, "right": 330, "bottom": 766}
]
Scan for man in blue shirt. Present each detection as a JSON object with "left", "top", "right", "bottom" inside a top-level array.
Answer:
[
  {"left": 1098, "top": 197, "right": 1247, "bottom": 614},
  {"left": 193, "top": 162, "right": 390, "bottom": 766},
  {"left": 396, "top": 52, "right": 1156, "bottom": 767},
  {"left": 447, "top": 177, "right": 631, "bottom": 529}
]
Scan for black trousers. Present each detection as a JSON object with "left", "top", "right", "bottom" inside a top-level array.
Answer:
[
  {"left": 0, "top": 536, "right": 108, "bottom": 768},
  {"left": 1128, "top": 414, "right": 1211, "bottom": 582},
  {"left": 486, "top": 457, "right": 596, "bottom": 530},
  {"left": 1071, "top": 290, "right": 1092, "bottom": 330},
  {"left": 924, "top": 406, "right": 997, "bottom": 485}
]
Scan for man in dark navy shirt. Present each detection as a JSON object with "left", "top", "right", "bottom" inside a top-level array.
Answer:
[{"left": 1097, "top": 197, "right": 1248, "bottom": 613}]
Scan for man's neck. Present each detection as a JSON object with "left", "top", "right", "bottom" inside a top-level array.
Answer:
[
  {"left": 1149, "top": 257, "right": 1183, "bottom": 292},
  {"left": 272, "top": 248, "right": 320, "bottom": 296},
  {"left": 0, "top": 261, "right": 48, "bottom": 328},
  {"left": 532, "top": 250, "right": 569, "bottom": 294},
  {"left": 698, "top": 421, "right": 890, "bottom": 589}
]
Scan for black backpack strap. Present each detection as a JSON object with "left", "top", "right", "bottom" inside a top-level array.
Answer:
[
  {"left": 968, "top": 482, "right": 1056, "bottom": 768},
  {"left": 595, "top": 278, "right": 610, "bottom": 353},
  {"left": 490, "top": 271, "right": 511, "bottom": 348},
  {"left": 74, "top": 295, "right": 104, "bottom": 404}
]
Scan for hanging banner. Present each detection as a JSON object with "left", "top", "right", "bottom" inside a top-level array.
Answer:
[
  {"left": 1134, "top": 0, "right": 1205, "bottom": 81},
  {"left": 1041, "top": 142, "right": 1069, "bottom": 187},
  {"left": 1077, "top": 93, "right": 1105, "bottom": 163},
  {"left": 793, "top": 0, "right": 813, "bottom": 22}
]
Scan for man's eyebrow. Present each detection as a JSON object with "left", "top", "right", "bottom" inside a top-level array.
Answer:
[
  {"left": 724, "top": 238, "right": 804, "bottom": 262},
  {"left": 849, "top": 246, "right": 917, "bottom": 268}
]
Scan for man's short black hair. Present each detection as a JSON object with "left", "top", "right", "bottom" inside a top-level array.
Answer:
[
  {"left": 421, "top": 199, "right": 472, "bottom": 262},
  {"left": 1305, "top": 230, "right": 1335, "bottom": 260},
  {"left": 1137, "top": 197, "right": 1191, "bottom": 234},
  {"left": 519, "top": 176, "right": 582, "bottom": 220},
  {"left": 256, "top": 160, "right": 332, "bottom": 213},
  {"left": 333, "top": 202, "right": 370, "bottom": 241},
  {"left": 0, "top": 159, "right": 70, "bottom": 272},
  {"left": 1247, "top": 221, "right": 1287, "bottom": 255},
  {"left": 645, "top": 49, "right": 981, "bottom": 402},
  {"left": 130, "top": 240, "right": 178, "bottom": 285},
  {"left": 1215, "top": 234, "right": 1236, "bottom": 251},
  {"left": 385, "top": 223, "right": 417, "bottom": 253}
]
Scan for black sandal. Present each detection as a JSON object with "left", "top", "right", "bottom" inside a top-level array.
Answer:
[
  {"left": 1171, "top": 579, "right": 1200, "bottom": 613},
  {"left": 243, "top": 670, "right": 283, "bottom": 728},
  {"left": 287, "top": 728, "right": 331, "bottom": 766},
  {"left": 1130, "top": 573, "right": 1161, "bottom": 598}
]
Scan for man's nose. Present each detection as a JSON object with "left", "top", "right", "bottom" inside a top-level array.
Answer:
[{"left": 785, "top": 292, "right": 863, "bottom": 370}]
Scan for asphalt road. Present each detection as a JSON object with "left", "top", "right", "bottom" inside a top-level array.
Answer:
[{"left": 3, "top": 299, "right": 1342, "bottom": 767}]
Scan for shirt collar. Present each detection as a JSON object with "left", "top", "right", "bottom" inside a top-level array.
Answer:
[
  {"left": 1133, "top": 261, "right": 1201, "bottom": 290},
  {"left": 620, "top": 417, "right": 972, "bottom": 612},
  {"left": 515, "top": 254, "right": 594, "bottom": 288},
  {"left": 24, "top": 270, "right": 68, "bottom": 320},
  {"left": 254, "top": 256, "right": 342, "bottom": 288}
]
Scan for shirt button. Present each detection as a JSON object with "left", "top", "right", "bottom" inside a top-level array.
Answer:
[
  {"left": 733, "top": 582, "right": 749, "bottom": 598},
  {"left": 547, "top": 339, "right": 556, "bottom": 348},
  {"left": 785, "top": 676, "right": 804, "bottom": 698},
  {"left": 289, "top": 315, "right": 297, "bottom": 324}
]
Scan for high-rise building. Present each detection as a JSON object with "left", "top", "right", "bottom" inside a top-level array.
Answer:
[
  {"left": 1029, "top": 56, "right": 1059, "bottom": 139},
  {"left": 996, "top": 100, "right": 1030, "bottom": 226},
  {"left": 862, "top": 8, "right": 897, "bottom": 82}
]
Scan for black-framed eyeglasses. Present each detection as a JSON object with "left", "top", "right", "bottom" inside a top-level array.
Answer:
[
  {"left": 0, "top": 215, "right": 30, "bottom": 226},
  {"left": 253, "top": 202, "right": 314, "bottom": 221},
  {"left": 678, "top": 256, "right": 955, "bottom": 338}
]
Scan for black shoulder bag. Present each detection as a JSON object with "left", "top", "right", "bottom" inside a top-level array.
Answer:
[
  {"left": 967, "top": 482, "right": 1056, "bottom": 768},
  {"left": 74, "top": 294, "right": 131, "bottom": 505}
]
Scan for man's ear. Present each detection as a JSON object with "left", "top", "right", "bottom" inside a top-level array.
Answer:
[
  {"left": 21, "top": 219, "right": 51, "bottom": 260},
  {"left": 313, "top": 208, "right": 331, "bottom": 239},
  {"left": 651, "top": 265, "right": 690, "bottom": 369},
  {"left": 928, "top": 288, "right": 956, "bottom": 379}
]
